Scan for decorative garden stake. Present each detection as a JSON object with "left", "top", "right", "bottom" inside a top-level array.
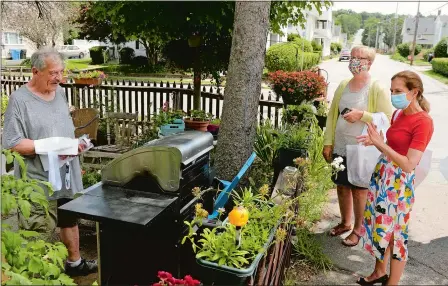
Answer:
[{"left": 228, "top": 206, "right": 249, "bottom": 247}]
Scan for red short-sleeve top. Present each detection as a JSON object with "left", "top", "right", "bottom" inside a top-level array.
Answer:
[{"left": 386, "top": 110, "right": 434, "bottom": 156}]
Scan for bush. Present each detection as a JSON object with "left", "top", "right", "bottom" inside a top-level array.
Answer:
[
  {"left": 434, "top": 38, "right": 448, "bottom": 58},
  {"left": 331, "top": 42, "right": 342, "bottom": 54},
  {"left": 265, "top": 42, "right": 320, "bottom": 72},
  {"left": 431, "top": 58, "right": 448, "bottom": 76},
  {"left": 119, "top": 47, "right": 135, "bottom": 64},
  {"left": 287, "top": 33, "right": 301, "bottom": 42},
  {"left": 1, "top": 93, "right": 8, "bottom": 125},
  {"left": 397, "top": 43, "right": 422, "bottom": 57},
  {"left": 292, "top": 38, "right": 313, "bottom": 52},
  {"left": 268, "top": 70, "right": 327, "bottom": 105},
  {"left": 423, "top": 48, "right": 435, "bottom": 61},
  {"left": 89, "top": 46, "right": 110, "bottom": 64},
  {"left": 131, "top": 55, "right": 149, "bottom": 67},
  {"left": 311, "top": 41, "right": 323, "bottom": 52},
  {"left": 391, "top": 52, "right": 407, "bottom": 63}
]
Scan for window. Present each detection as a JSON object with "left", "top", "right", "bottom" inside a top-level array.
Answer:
[{"left": 2, "top": 32, "right": 23, "bottom": 45}]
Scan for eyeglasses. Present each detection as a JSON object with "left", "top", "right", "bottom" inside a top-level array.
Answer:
[{"left": 351, "top": 57, "right": 369, "bottom": 61}]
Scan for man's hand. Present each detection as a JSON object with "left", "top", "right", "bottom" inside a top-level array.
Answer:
[
  {"left": 59, "top": 144, "right": 86, "bottom": 160},
  {"left": 343, "top": 108, "right": 364, "bottom": 123},
  {"left": 11, "top": 139, "right": 36, "bottom": 156},
  {"left": 323, "top": 145, "right": 333, "bottom": 163}
]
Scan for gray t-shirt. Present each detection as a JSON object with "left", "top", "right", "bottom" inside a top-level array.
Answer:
[{"left": 2, "top": 85, "right": 83, "bottom": 200}]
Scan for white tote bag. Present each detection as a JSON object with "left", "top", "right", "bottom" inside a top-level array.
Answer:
[{"left": 346, "top": 113, "right": 390, "bottom": 188}]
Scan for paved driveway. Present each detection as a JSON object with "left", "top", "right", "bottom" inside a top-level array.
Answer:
[{"left": 308, "top": 55, "right": 448, "bottom": 285}]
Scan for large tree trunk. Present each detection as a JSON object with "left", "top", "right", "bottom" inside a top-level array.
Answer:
[
  {"left": 193, "top": 46, "right": 201, "bottom": 110},
  {"left": 214, "top": 1, "right": 271, "bottom": 181}
]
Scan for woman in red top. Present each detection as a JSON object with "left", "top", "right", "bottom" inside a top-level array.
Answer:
[{"left": 355, "top": 71, "right": 434, "bottom": 285}]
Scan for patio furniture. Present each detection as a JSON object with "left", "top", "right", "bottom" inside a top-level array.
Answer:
[{"left": 71, "top": 108, "right": 100, "bottom": 141}]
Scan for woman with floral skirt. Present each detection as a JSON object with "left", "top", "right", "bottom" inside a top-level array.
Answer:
[{"left": 356, "top": 70, "right": 434, "bottom": 285}]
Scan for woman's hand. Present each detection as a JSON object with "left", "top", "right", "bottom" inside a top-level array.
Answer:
[
  {"left": 365, "top": 122, "right": 385, "bottom": 147},
  {"left": 356, "top": 134, "right": 373, "bottom": 146},
  {"left": 322, "top": 145, "right": 333, "bottom": 163},
  {"left": 343, "top": 108, "right": 364, "bottom": 123}
]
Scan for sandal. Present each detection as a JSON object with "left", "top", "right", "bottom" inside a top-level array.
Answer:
[
  {"left": 329, "top": 223, "right": 352, "bottom": 237},
  {"left": 342, "top": 229, "right": 362, "bottom": 247},
  {"left": 356, "top": 274, "right": 388, "bottom": 285}
]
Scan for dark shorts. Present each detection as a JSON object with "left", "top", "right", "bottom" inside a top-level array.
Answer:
[
  {"left": 18, "top": 198, "right": 78, "bottom": 233},
  {"left": 56, "top": 198, "right": 79, "bottom": 228},
  {"left": 331, "top": 154, "right": 366, "bottom": 190}
]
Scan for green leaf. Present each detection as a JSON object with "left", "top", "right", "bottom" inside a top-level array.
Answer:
[
  {"left": 2, "top": 193, "right": 17, "bottom": 215},
  {"left": 31, "top": 278, "right": 47, "bottom": 285},
  {"left": 5, "top": 270, "right": 32, "bottom": 285},
  {"left": 92, "top": 281, "right": 99, "bottom": 286},
  {"left": 57, "top": 273, "right": 76, "bottom": 285},
  {"left": 46, "top": 263, "right": 61, "bottom": 279},
  {"left": 28, "top": 257, "right": 42, "bottom": 274},
  {"left": 18, "top": 230, "right": 40, "bottom": 238},
  {"left": 18, "top": 199, "right": 32, "bottom": 219},
  {"left": 6, "top": 153, "right": 14, "bottom": 164}
]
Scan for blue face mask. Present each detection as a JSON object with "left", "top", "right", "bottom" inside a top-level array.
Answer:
[{"left": 391, "top": 93, "right": 411, "bottom": 109}]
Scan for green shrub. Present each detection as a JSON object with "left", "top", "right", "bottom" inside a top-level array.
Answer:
[
  {"left": 431, "top": 58, "right": 448, "bottom": 76},
  {"left": 293, "top": 38, "right": 313, "bottom": 52},
  {"left": 265, "top": 42, "right": 320, "bottom": 72},
  {"left": 287, "top": 33, "right": 301, "bottom": 42},
  {"left": 397, "top": 43, "right": 422, "bottom": 57},
  {"left": 89, "top": 46, "right": 109, "bottom": 64},
  {"left": 391, "top": 52, "right": 407, "bottom": 63},
  {"left": 434, "top": 38, "right": 448, "bottom": 58},
  {"left": 311, "top": 41, "right": 323, "bottom": 52},
  {"left": 423, "top": 48, "right": 435, "bottom": 61},
  {"left": 20, "top": 58, "right": 31, "bottom": 67},
  {"left": 1, "top": 93, "right": 8, "bottom": 125},
  {"left": 119, "top": 47, "right": 135, "bottom": 64},
  {"left": 330, "top": 42, "right": 342, "bottom": 54}
]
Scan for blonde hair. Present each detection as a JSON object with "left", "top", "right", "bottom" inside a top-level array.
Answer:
[
  {"left": 391, "top": 70, "right": 430, "bottom": 113},
  {"left": 351, "top": 45, "right": 376, "bottom": 62}
]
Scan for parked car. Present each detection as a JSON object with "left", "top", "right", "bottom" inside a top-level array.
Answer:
[
  {"left": 58, "top": 45, "right": 90, "bottom": 59},
  {"left": 339, "top": 49, "right": 351, "bottom": 61}
]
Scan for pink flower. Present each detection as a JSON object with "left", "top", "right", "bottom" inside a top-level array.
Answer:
[
  {"left": 384, "top": 231, "right": 392, "bottom": 242},
  {"left": 359, "top": 226, "right": 366, "bottom": 236},
  {"left": 364, "top": 243, "right": 374, "bottom": 254},
  {"left": 158, "top": 271, "right": 173, "bottom": 280},
  {"left": 387, "top": 190, "right": 397, "bottom": 203},
  {"left": 367, "top": 191, "right": 374, "bottom": 202},
  {"left": 398, "top": 200, "right": 406, "bottom": 212},
  {"left": 394, "top": 224, "right": 401, "bottom": 232}
]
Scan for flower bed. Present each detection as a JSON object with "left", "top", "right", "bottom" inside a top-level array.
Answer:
[{"left": 73, "top": 70, "right": 107, "bottom": 86}]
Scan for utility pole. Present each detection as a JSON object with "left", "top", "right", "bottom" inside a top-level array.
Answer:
[
  {"left": 392, "top": 2, "right": 399, "bottom": 53},
  {"left": 410, "top": 0, "right": 420, "bottom": 66}
]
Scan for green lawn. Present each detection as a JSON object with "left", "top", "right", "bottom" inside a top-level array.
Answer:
[{"left": 423, "top": 70, "right": 448, "bottom": 85}]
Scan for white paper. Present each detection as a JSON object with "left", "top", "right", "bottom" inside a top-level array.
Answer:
[{"left": 47, "top": 151, "right": 62, "bottom": 191}]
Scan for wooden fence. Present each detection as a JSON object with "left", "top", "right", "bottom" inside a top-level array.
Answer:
[{"left": 1, "top": 75, "right": 284, "bottom": 133}]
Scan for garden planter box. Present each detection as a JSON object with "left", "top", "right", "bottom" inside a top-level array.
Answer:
[
  {"left": 196, "top": 218, "right": 280, "bottom": 285},
  {"left": 74, "top": 78, "right": 102, "bottom": 86},
  {"left": 159, "top": 119, "right": 185, "bottom": 137},
  {"left": 184, "top": 119, "right": 210, "bottom": 132}
]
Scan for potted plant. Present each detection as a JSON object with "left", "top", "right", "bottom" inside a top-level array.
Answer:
[
  {"left": 184, "top": 110, "right": 212, "bottom": 132},
  {"left": 207, "top": 118, "right": 220, "bottom": 139},
  {"left": 315, "top": 100, "right": 329, "bottom": 129},
  {"left": 282, "top": 103, "right": 316, "bottom": 125},
  {"left": 268, "top": 70, "right": 327, "bottom": 106},
  {"left": 73, "top": 70, "right": 107, "bottom": 86},
  {"left": 182, "top": 187, "right": 295, "bottom": 285},
  {"left": 154, "top": 102, "right": 186, "bottom": 136}
]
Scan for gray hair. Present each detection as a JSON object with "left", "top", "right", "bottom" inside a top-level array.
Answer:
[{"left": 30, "top": 47, "right": 65, "bottom": 71}]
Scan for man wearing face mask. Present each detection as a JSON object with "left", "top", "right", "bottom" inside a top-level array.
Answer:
[
  {"left": 2, "top": 47, "right": 97, "bottom": 276},
  {"left": 323, "top": 46, "right": 393, "bottom": 247}
]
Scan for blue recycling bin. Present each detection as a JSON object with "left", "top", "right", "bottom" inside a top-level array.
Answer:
[{"left": 10, "top": 49, "right": 20, "bottom": 60}]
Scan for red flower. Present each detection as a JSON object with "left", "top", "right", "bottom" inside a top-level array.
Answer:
[{"left": 158, "top": 271, "right": 173, "bottom": 280}]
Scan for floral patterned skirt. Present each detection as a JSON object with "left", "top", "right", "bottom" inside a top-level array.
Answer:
[{"left": 359, "top": 155, "right": 415, "bottom": 262}]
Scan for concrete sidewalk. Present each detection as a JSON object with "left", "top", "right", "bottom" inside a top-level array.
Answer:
[{"left": 302, "top": 189, "right": 448, "bottom": 285}]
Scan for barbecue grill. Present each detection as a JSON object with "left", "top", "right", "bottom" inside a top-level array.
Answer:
[{"left": 59, "top": 131, "right": 215, "bottom": 285}]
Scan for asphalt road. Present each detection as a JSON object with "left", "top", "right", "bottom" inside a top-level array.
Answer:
[{"left": 306, "top": 54, "right": 448, "bottom": 285}]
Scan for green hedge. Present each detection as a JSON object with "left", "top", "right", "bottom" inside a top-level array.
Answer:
[
  {"left": 397, "top": 43, "right": 422, "bottom": 58},
  {"left": 434, "top": 38, "right": 448, "bottom": 58},
  {"left": 331, "top": 42, "right": 342, "bottom": 53},
  {"left": 265, "top": 42, "right": 320, "bottom": 72},
  {"left": 89, "top": 46, "right": 110, "bottom": 64},
  {"left": 311, "top": 41, "right": 322, "bottom": 52},
  {"left": 431, "top": 58, "right": 448, "bottom": 76},
  {"left": 423, "top": 48, "right": 434, "bottom": 61}
]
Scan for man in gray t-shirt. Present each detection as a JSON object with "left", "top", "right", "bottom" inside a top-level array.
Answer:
[{"left": 2, "top": 47, "right": 97, "bottom": 276}]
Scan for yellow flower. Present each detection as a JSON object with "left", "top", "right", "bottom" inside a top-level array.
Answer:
[
  {"left": 259, "top": 184, "right": 269, "bottom": 196},
  {"left": 275, "top": 228, "right": 287, "bottom": 243},
  {"left": 192, "top": 187, "right": 202, "bottom": 198}
]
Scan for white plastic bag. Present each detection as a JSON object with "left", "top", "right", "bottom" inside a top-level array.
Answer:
[{"left": 346, "top": 113, "right": 390, "bottom": 188}]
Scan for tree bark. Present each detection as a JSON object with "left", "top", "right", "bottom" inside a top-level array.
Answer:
[
  {"left": 193, "top": 46, "right": 201, "bottom": 110},
  {"left": 214, "top": 1, "right": 271, "bottom": 181}
]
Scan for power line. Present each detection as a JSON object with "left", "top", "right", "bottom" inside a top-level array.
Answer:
[{"left": 421, "top": 2, "right": 448, "bottom": 16}]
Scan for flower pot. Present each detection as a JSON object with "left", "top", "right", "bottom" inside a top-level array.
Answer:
[
  {"left": 316, "top": 115, "right": 327, "bottom": 129},
  {"left": 159, "top": 119, "right": 185, "bottom": 137},
  {"left": 74, "top": 78, "right": 102, "bottom": 86},
  {"left": 207, "top": 124, "right": 220, "bottom": 140},
  {"left": 184, "top": 119, "right": 209, "bottom": 132}
]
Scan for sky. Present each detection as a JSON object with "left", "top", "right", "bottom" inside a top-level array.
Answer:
[{"left": 332, "top": 1, "right": 448, "bottom": 16}]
